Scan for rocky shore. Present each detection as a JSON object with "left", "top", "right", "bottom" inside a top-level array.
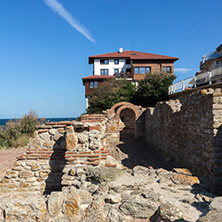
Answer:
[{"left": 0, "top": 165, "right": 221, "bottom": 222}]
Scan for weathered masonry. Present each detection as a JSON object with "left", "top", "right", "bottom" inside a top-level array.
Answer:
[
  {"left": 0, "top": 116, "right": 121, "bottom": 194},
  {"left": 1, "top": 86, "right": 222, "bottom": 195},
  {"left": 145, "top": 86, "right": 222, "bottom": 195}
]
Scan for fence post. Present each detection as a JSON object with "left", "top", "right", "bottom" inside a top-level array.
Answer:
[
  {"left": 194, "top": 77, "right": 196, "bottom": 88},
  {"left": 208, "top": 71, "right": 212, "bottom": 85}
]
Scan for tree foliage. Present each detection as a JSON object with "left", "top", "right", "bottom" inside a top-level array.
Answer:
[
  {"left": 131, "top": 73, "right": 176, "bottom": 107},
  {"left": 87, "top": 79, "right": 135, "bottom": 114}
]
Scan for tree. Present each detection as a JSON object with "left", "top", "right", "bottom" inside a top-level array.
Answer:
[
  {"left": 131, "top": 73, "right": 176, "bottom": 107},
  {"left": 87, "top": 78, "right": 135, "bottom": 114}
]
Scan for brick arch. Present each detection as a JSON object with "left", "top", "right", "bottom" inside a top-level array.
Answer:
[{"left": 108, "top": 102, "right": 142, "bottom": 119}]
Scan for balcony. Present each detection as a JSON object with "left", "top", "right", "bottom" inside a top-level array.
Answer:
[
  {"left": 200, "top": 50, "right": 220, "bottom": 66},
  {"left": 114, "top": 72, "right": 132, "bottom": 79}
]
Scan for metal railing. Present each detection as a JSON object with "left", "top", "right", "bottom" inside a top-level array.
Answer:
[{"left": 169, "top": 66, "right": 222, "bottom": 94}]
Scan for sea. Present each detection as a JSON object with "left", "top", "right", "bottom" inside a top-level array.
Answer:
[{"left": 0, "top": 117, "right": 76, "bottom": 126}]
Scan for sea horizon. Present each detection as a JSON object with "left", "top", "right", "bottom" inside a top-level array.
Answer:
[{"left": 0, "top": 117, "right": 76, "bottom": 126}]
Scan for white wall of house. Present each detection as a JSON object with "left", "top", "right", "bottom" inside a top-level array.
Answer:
[{"left": 93, "top": 59, "right": 131, "bottom": 76}]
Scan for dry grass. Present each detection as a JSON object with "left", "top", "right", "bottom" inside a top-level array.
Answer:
[{"left": 0, "top": 111, "right": 45, "bottom": 149}]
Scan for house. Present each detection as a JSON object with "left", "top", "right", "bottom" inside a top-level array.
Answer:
[
  {"left": 82, "top": 48, "right": 178, "bottom": 105},
  {"left": 196, "top": 44, "right": 222, "bottom": 86}
]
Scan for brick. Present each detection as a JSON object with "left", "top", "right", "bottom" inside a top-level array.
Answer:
[
  {"left": 57, "top": 121, "right": 73, "bottom": 125},
  {"left": 27, "top": 157, "right": 38, "bottom": 160},
  {"left": 88, "top": 154, "right": 100, "bottom": 158},
  {"left": 17, "top": 157, "right": 26, "bottom": 160},
  {"left": 87, "top": 158, "right": 100, "bottom": 162},
  {"left": 94, "top": 151, "right": 100, "bottom": 154},
  {"left": 67, "top": 158, "right": 77, "bottom": 162},
  {"left": 86, "top": 162, "right": 100, "bottom": 166},
  {"left": 77, "top": 154, "right": 88, "bottom": 157},
  {"left": 65, "top": 155, "right": 78, "bottom": 158},
  {"left": 39, "top": 157, "right": 50, "bottom": 159},
  {"left": 29, "top": 154, "right": 40, "bottom": 158},
  {"left": 105, "top": 164, "right": 117, "bottom": 167},
  {"left": 38, "top": 129, "right": 48, "bottom": 133},
  {"left": 41, "top": 154, "right": 51, "bottom": 158},
  {"left": 101, "top": 151, "right": 109, "bottom": 154},
  {"left": 79, "top": 151, "right": 92, "bottom": 154},
  {"left": 66, "top": 151, "right": 78, "bottom": 154}
]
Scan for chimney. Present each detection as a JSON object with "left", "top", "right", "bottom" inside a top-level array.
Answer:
[{"left": 119, "top": 47, "right": 123, "bottom": 53}]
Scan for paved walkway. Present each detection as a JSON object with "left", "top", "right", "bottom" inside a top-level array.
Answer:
[
  {"left": 109, "top": 139, "right": 178, "bottom": 170},
  {"left": 0, "top": 147, "right": 27, "bottom": 179}
]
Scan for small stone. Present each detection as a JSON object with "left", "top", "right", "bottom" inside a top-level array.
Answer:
[
  {"left": 105, "top": 193, "right": 122, "bottom": 204},
  {"left": 171, "top": 174, "right": 200, "bottom": 185},
  {"left": 69, "top": 169, "right": 76, "bottom": 176},
  {"left": 26, "top": 177, "right": 36, "bottom": 183},
  {"left": 65, "top": 126, "right": 78, "bottom": 150},
  {"left": 19, "top": 171, "right": 33, "bottom": 179},
  {"left": 31, "top": 165, "right": 41, "bottom": 171},
  {"left": 5, "top": 170, "right": 19, "bottom": 178},
  {"left": 173, "top": 168, "right": 192, "bottom": 176}
]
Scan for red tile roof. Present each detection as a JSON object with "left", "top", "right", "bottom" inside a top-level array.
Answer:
[
  {"left": 89, "top": 50, "right": 178, "bottom": 64},
  {"left": 82, "top": 75, "right": 115, "bottom": 84}
]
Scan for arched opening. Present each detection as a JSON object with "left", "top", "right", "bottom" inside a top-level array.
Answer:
[{"left": 119, "top": 108, "right": 136, "bottom": 139}]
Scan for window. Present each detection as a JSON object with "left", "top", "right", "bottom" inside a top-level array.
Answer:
[
  {"left": 100, "top": 59, "right": 109, "bottom": 64},
  {"left": 163, "top": 66, "right": 171, "bottom": 73},
  {"left": 134, "top": 67, "right": 151, "bottom": 74},
  {"left": 90, "top": 81, "right": 98, "bottom": 88},
  {"left": 101, "top": 69, "right": 109, "bottom": 75},
  {"left": 126, "top": 59, "right": 131, "bottom": 64},
  {"left": 114, "top": 59, "right": 119, "bottom": 64},
  {"left": 114, "top": 69, "right": 119, "bottom": 74}
]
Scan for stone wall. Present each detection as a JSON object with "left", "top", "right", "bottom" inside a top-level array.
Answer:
[
  {"left": 0, "top": 117, "right": 121, "bottom": 194},
  {"left": 145, "top": 87, "right": 222, "bottom": 195}
]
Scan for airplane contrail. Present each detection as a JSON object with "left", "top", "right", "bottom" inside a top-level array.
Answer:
[{"left": 42, "top": 0, "right": 96, "bottom": 43}]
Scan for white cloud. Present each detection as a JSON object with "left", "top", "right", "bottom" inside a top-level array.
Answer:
[
  {"left": 174, "top": 68, "right": 192, "bottom": 73},
  {"left": 42, "top": 0, "right": 95, "bottom": 43}
]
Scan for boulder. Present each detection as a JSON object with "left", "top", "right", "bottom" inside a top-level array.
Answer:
[
  {"left": 107, "top": 208, "right": 126, "bottom": 222},
  {"left": 62, "top": 192, "right": 81, "bottom": 221},
  {"left": 47, "top": 192, "right": 64, "bottom": 217},
  {"left": 86, "top": 167, "right": 125, "bottom": 182},
  {"left": 209, "top": 197, "right": 222, "bottom": 211},
  {"left": 150, "top": 203, "right": 185, "bottom": 222},
  {"left": 197, "top": 210, "right": 222, "bottom": 222},
  {"left": 82, "top": 198, "right": 105, "bottom": 222},
  {"left": 0, "top": 192, "right": 47, "bottom": 222},
  {"left": 65, "top": 126, "right": 78, "bottom": 150},
  {"left": 119, "top": 198, "right": 158, "bottom": 219},
  {"left": 132, "top": 166, "right": 149, "bottom": 177}
]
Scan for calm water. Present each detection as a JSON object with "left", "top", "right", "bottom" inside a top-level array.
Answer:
[{"left": 0, "top": 117, "right": 76, "bottom": 126}]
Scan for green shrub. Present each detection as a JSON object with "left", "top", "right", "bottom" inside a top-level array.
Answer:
[
  {"left": 131, "top": 73, "right": 176, "bottom": 107},
  {"left": 0, "top": 111, "right": 45, "bottom": 149},
  {"left": 88, "top": 78, "right": 135, "bottom": 114}
]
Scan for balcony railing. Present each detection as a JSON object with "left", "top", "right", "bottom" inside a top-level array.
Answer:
[
  {"left": 168, "top": 66, "right": 222, "bottom": 94},
  {"left": 115, "top": 72, "right": 132, "bottom": 78}
]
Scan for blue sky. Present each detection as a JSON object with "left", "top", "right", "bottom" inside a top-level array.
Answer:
[{"left": 0, "top": 0, "right": 221, "bottom": 118}]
